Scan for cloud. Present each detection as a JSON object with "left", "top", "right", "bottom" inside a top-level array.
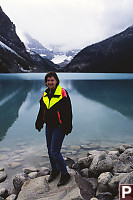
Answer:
[{"left": 1, "top": 0, "right": 133, "bottom": 50}]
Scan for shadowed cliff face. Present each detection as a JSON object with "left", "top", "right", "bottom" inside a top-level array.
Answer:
[
  {"left": 64, "top": 26, "right": 133, "bottom": 73},
  {"left": 0, "top": 6, "right": 58, "bottom": 73},
  {"left": 72, "top": 80, "right": 133, "bottom": 119}
]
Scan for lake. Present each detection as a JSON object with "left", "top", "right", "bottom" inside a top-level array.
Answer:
[{"left": 0, "top": 73, "right": 133, "bottom": 189}]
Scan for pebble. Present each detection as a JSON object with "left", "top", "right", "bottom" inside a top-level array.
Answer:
[
  {"left": 70, "top": 145, "right": 81, "bottom": 151},
  {"left": 61, "top": 149, "right": 67, "bottom": 154},
  {"left": 23, "top": 167, "right": 38, "bottom": 174},
  {"left": 28, "top": 172, "right": 38, "bottom": 179},
  {"left": 0, "top": 171, "right": 7, "bottom": 183},
  {"left": 80, "top": 144, "right": 90, "bottom": 149},
  {"left": 14, "top": 159, "right": 24, "bottom": 162},
  {"left": 14, "top": 150, "right": 25, "bottom": 154},
  {"left": 38, "top": 167, "right": 50, "bottom": 176},
  {"left": 71, "top": 151, "right": 77, "bottom": 155},
  {"left": 0, "top": 167, "right": 4, "bottom": 171},
  {"left": 41, "top": 153, "right": 48, "bottom": 158},
  {"left": 7, "top": 162, "right": 22, "bottom": 169}
]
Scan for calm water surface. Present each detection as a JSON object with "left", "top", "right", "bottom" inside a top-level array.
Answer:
[{"left": 0, "top": 73, "right": 133, "bottom": 188}]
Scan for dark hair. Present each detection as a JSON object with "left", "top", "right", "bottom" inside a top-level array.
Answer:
[{"left": 45, "top": 71, "right": 60, "bottom": 85}]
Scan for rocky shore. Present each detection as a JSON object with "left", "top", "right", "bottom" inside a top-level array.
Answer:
[{"left": 1, "top": 143, "right": 133, "bottom": 199}]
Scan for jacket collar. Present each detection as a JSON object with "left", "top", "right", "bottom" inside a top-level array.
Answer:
[{"left": 43, "top": 85, "right": 61, "bottom": 97}]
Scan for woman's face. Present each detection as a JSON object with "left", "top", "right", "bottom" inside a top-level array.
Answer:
[{"left": 46, "top": 76, "right": 57, "bottom": 89}]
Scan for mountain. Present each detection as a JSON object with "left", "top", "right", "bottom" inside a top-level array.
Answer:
[
  {"left": 0, "top": 6, "right": 57, "bottom": 73},
  {"left": 23, "top": 33, "right": 80, "bottom": 68},
  {"left": 50, "top": 45, "right": 80, "bottom": 68},
  {"left": 64, "top": 26, "right": 133, "bottom": 72},
  {"left": 23, "top": 33, "right": 54, "bottom": 60}
]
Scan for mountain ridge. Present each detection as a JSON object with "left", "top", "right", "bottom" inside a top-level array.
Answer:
[
  {"left": 23, "top": 33, "right": 80, "bottom": 68},
  {"left": 64, "top": 26, "right": 133, "bottom": 72},
  {"left": 0, "top": 6, "right": 57, "bottom": 73}
]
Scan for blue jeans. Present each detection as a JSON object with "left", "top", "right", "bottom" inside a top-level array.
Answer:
[{"left": 45, "top": 126, "right": 68, "bottom": 174}]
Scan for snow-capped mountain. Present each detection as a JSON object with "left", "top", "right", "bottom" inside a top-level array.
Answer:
[
  {"left": 0, "top": 6, "right": 57, "bottom": 73},
  {"left": 22, "top": 33, "right": 80, "bottom": 68}
]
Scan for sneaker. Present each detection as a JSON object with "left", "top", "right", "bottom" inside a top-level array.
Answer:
[
  {"left": 48, "top": 170, "right": 60, "bottom": 183},
  {"left": 57, "top": 173, "right": 71, "bottom": 187}
]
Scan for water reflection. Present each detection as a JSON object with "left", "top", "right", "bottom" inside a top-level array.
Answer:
[
  {"left": 0, "top": 80, "right": 44, "bottom": 140},
  {"left": 72, "top": 80, "right": 133, "bottom": 119},
  {"left": 0, "top": 77, "right": 133, "bottom": 144}
]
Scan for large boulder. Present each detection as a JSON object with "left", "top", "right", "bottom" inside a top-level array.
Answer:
[
  {"left": 96, "top": 172, "right": 113, "bottom": 195},
  {"left": 17, "top": 169, "right": 82, "bottom": 200},
  {"left": 78, "top": 155, "right": 93, "bottom": 169},
  {"left": 108, "top": 173, "right": 127, "bottom": 196},
  {"left": 89, "top": 152, "right": 113, "bottom": 177}
]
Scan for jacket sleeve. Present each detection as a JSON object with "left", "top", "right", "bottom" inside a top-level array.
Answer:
[
  {"left": 35, "top": 98, "right": 45, "bottom": 132},
  {"left": 61, "top": 91, "right": 73, "bottom": 135}
]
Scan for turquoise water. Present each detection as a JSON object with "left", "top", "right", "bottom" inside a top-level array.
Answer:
[
  {"left": 1, "top": 73, "right": 133, "bottom": 147},
  {"left": 0, "top": 73, "right": 133, "bottom": 188}
]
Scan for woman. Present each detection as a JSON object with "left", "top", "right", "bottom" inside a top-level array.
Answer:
[{"left": 35, "top": 71, "right": 73, "bottom": 187}]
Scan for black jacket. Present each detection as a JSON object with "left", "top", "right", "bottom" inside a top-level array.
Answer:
[{"left": 35, "top": 85, "right": 73, "bottom": 135}]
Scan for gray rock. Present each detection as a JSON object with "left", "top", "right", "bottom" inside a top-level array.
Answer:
[
  {"left": 113, "top": 159, "right": 133, "bottom": 173},
  {"left": 6, "top": 194, "right": 16, "bottom": 200},
  {"left": 28, "top": 172, "right": 38, "bottom": 179},
  {"left": 60, "top": 187, "right": 83, "bottom": 200},
  {"left": 120, "top": 171, "right": 133, "bottom": 184},
  {"left": 89, "top": 152, "right": 113, "bottom": 176},
  {"left": 75, "top": 172, "right": 95, "bottom": 200},
  {"left": 97, "top": 172, "right": 113, "bottom": 195},
  {"left": 78, "top": 156, "right": 93, "bottom": 169},
  {"left": 0, "top": 188, "right": 8, "bottom": 199},
  {"left": 87, "top": 150, "right": 105, "bottom": 157},
  {"left": 71, "top": 150, "right": 78, "bottom": 155},
  {"left": 98, "top": 172, "right": 113, "bottom": 185},
  {"left": 65, "top": 157, "right": 75, "bottom": 168},
  {"left": 72, "top": 162, "right": 80, "bottom": 172},
  {"left": 80, "top": 144, "right": 91, "bottom": 150},
  {"left": 0, "top": 167, "right": 4, "bottom": 171},
  {"left": 108, "top": 154, "right": 119, "bottom": 161},
  {"left": 17, "top": 169, "right": 80, "bottom": 200},
  {"left": 37, "top": 167, "right": 50, "bottom": 177},
  {"left": 96, "top": 183, "right": 110, "bottom": 195},
  {"left": 84, "top": 177, "right": 98, "bottom": 192},
  {"left": 80, "top": 168, "right": 90, "bottom": 178},
  {"left": 7, "top": 162, "right": 22, "bottom": 169},
  {"left": 124, "top": 148, "right": 133, "bottom": 156},
  {"left": 0, "top": 171, "right": 7, "bottom": 183},
  {"left": 108, "top": 173, "right": 126, "bottom": 196},
  {"left": 116, "top": 145, "right": 125, "bottom": 154},
  {"left": 108, "top": 151, "right": 120, "bottom": 157},
  {"left": 13, "top": 173, "right": 29, "bottom": 194},
  {"left": 123, "top": 144, "right": 133, "bottom": 149},
  {"left": 70, "top": 145, "right": 81, "bottom": 151},
  {"left": 23, "top": 167, "right": 38, "bottom": 174},
  {"left": 96, "top": 192, "right": 113, "bottom": 200}
]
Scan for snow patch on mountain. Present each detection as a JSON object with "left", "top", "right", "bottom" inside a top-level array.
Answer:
[
  {"left": 0, "top": 41, "right": 23, "bottom": 59},
  {"left": 52, "top": 54, "right": 72, "bottom": 64}
]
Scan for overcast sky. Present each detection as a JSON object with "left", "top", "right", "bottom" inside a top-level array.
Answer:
[{"left": 1, "top": 0, "right": 133, "bottom": 51}]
